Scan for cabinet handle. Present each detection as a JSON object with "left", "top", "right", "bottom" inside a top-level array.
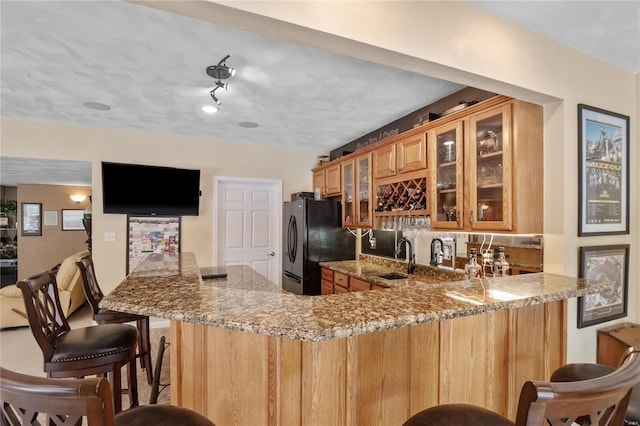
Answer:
[
  {"left": 468, "top": 211, "right": 473, "bottom": 226},
  {"left": 267, "top": 251, "right": 276, "bottom": 257}
]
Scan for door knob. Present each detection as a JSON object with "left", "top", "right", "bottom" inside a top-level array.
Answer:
[{"left": 267, "top": 251, "right": 276, "bottom": 256}]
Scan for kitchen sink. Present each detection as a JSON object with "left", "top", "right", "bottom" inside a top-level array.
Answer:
[{"left": 377, "top": 272, "right": 408, "bottom": 280}]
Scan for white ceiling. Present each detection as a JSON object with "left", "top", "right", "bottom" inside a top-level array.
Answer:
[{"left": 1, "top": 1, "right": 638, "bottom": 187}]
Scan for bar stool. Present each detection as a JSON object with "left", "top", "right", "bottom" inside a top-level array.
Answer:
[
  {"left": 17, "top": 271, "right": 139, "bottom": 413},
  {"left": 77, "top": 254, "right": 154, "bottom": 385},
  {"left": 1, "top": 366, "right": 216, "bottom": 426},
  {"left": 403, "top": 347, "right": 640, "bottom": 426},
  {"left": 551, "top": 362, "right": 640, "bottom": 424}
]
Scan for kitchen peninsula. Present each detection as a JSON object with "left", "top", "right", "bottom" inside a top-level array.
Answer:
[{"left": 102, "top": 253, "right": 612, "bottom": 426}]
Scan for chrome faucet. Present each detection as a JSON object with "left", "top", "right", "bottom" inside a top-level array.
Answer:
[
  {"left": 396, "top": 237, "right": 416, "bottom": 275},
  {"left": 431, "top": 238, "right": 444, "bottom": 267}
]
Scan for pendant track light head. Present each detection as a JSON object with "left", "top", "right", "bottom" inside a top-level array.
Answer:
[{"left": 205, "top": 54, "right": 235, "bottom": 107}]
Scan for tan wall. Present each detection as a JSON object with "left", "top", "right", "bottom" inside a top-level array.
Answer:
[
  {"left": 183, "top": 1, "right": 638, "bottom": 363},
  {"left": 1, "top": 120, "right": 317, "bottom": 294},
  {"left": 17, "top": 184, "right": 91, "bottom": 279}
]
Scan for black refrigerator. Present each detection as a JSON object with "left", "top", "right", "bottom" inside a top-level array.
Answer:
[{"left": 283, "top": 199, "right": 355, "bottom": 295}]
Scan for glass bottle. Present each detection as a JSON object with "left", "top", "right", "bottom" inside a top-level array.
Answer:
[
  {"left": 493, "top": 246, "right": 510, "bottom": 277},
  {"left": 465, "top": 248, "right": 483, "bottom": 280}
]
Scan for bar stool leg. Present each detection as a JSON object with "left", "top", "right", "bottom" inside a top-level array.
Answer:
[{"left": 137, "top": 317, "right": 154, "bottom": 385}]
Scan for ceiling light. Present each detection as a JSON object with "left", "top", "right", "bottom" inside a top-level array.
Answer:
[
  {"left": 209, "top": 91, "right": 222, "bottom": 106},
  {"left": 206, "top": 54, "right": 235, "bottom": 107},
  {"left": 202, "top": 105, "right": 218, "bottom": 114},
  {"left": 82, "top": 101, "right": 111, "bottom": 111},
  {"left": 70, "top": 194, "right": 87, "bottom": 203}
]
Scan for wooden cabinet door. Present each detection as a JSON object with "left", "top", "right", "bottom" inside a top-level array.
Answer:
[
  {"left": 355, "top": 153, "right": 372, "bottom": 228},
  {"left": 324, "top": 163, "right": 341, "bottom": 196},
  {"left": 429, "top": 120, "right": 464, "bottom": 230},
  {"left": 342, "top": 160, "right": 355, "bottom": 227},
  {"left": 397, "top": 133, "right": 427, "bottom": 173},
  {"left": 333, "top": 271, "right": 349, "bottom": 291},
  {"left": 373, "top": 144, "right": 396, "bottom": 179},
  {"left": 467, "top": 103, "right": 513, "bottom": 231},
  {"left": 321, "top": 279, "right": 334, "bottom": 295},
  {"left": 349, "top": 277, "right": 371, "bottom": 292},
  {"left": 313, "top": 170, "right": 325, "bottom": 195}
]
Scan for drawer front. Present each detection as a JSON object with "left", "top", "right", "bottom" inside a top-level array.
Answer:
[
  {"left": 349, "top": 278, "right": 371, "bottom": 292},
  {"left": 334, "top": 272, "right": 349, "bottom": 289},
  {"left": 321, "top": 267, "right": 334, "bottom": 281}
]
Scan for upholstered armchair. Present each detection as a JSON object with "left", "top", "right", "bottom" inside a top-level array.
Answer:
[{"left": 0, "top": 250, "right": 89, "bottom": 329}]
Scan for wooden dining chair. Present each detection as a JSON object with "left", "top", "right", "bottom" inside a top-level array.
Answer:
[
  {"left": 76, "top": 254, "right": 153, "bottom": 384},
  {"left": 403, "top": 347, "right": 640, "bottom": 426},
  {"left": 0, "top": 367, "right": 215, "bottom": 426},
  {"left": 16, "top": 271, "right": 138, "bottom": 413},
  {"left": 0, "top": 366, "right": 114, "bottom": 426}
]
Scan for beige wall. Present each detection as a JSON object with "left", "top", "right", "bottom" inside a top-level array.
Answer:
[
  {"left": 1, "top": 120, "right": 317, "bottom": 294},
  {"left": 167, "top": 1, "right": 638, "bottom": 363},
  {"left": 16, "top": 184, "right": 91, "bottom": 279}
]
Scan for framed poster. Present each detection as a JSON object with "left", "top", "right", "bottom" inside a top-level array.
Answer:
[
  {"left": 126, "top": 215, "right": 180, "bottom": 274},
  {"left": 21, "top": 202, "right": 42, "bottom": 236},
  {"left": 577, "top": 244, "right": 629, "bottom": 328},
  {"left": 578, "top": 104, "right": 629, "bottom": 236},
  {"left": 61, "top": 209, "right": 85, "bottom": 230}
]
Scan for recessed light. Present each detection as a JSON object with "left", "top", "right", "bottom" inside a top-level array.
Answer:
[
  {"left": 83, "top": 101, "right": 111, "bottom": 111},
  {"left": 202, "top": 105, "right": 218, "bottom": 114},
  {"left": 238, "top": 121, "right": 258, "bottom": 128}
]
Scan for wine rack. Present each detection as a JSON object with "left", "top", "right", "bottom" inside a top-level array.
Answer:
[{"left": 374, "top": 171, "right": 428, "bottom": 220}]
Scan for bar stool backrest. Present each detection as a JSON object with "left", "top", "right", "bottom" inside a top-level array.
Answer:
[
  {"left": 76, "top": 254, "right": 103, "bottom": 315},
  {"left": 16, "top": 271, "right": 70, "bottom": 363},
  {"left": 515, "top": 347, "right": 640, "bottom": 425},
  {"left": 0, "top": 366, "right": 114, "bottom": 426}
]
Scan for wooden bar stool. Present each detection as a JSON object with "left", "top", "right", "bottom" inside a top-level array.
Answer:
[
  {"left": 403, "top": 347, "right": 640, "bottom": 426},
  {"left": 17, "top": 271, "right": 139, "bottom": 413},
  {"left": 551, "top": 362, "right": 640, "bottom": 424},
  {"left": 77, "top": 254, "right": 154, "bottom": 385},
  {"left": 0, "top": 367, "right": 215, "bottom": 426}
]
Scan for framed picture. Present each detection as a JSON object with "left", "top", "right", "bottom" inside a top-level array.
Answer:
[
  {"left": 578, "top": 104, "right": 629, "bottom": 236},
  {"left": 0, "top": 216, "right": 9, "bottom": 228},
  {"left": 21, "top": 202, "right": 42, "bottom": 236},
  {"left": 577, "top": 244, "right": 629, "bottom": 328},
  {"left": 61, "top": 209, "right": 85, "bottom": 231},
  {"left": 126, "top": 215, "right": 180, "bottom": 274}
]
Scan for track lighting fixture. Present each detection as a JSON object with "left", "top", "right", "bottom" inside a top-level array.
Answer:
[{"left": 206, "top": 54, "right": 235, "bottom": 108}]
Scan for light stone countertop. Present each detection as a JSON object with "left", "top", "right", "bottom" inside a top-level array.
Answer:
[{"left": 101, "top": 252, "right": 612, "bottom": 342}]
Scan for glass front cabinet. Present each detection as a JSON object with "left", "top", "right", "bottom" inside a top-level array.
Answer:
[
  {"left": 341, "top": 160, "right": 355, "bottom": 227},
  {"left": 429, "top": 121, "right": 464, "bottom": 229},
  {"left": 356, "top": 153, "right": 372, "bottom": 228},
  {"left": 467, "top": 103, "right": 513, "bottom": 231}
]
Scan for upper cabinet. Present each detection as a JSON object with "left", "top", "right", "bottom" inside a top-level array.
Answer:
[
  {"left": 312, "top": 96, "right": 542, "bottom": 234},
  {"left": 428, "top": 98, "right": 542, "bottom": 233},
  {"left": 373, "top": 133, "right": 426, "bottom": 179},
  {"left": 313, "top": 162, "right": 341, "bottom": 197},
  {"left": 342, "top": 154, "right": 372, "bottom": 228},
  {"left": 429, "top": 121, "right": 464, "bottom": 230}
]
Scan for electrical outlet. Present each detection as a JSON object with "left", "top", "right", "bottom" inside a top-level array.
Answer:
[
  {"left": 104, "top": 232, "right": 116, "bottom": 242},
  {"left": 369, "top": 237, "right": 376, "bottom": 249}
]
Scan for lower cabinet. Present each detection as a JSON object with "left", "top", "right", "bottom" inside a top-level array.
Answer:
[{"left": 321, "top": 268, "right": 379, "bottom": 293}]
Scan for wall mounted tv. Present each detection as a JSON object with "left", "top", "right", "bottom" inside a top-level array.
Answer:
[{"left": 102, "top": 162, "right": 201, "bottom": 216}]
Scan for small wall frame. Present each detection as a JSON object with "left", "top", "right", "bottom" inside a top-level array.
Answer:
[
  {"left": 21, "top": 202, "right": 42, "bottom": 236},
  {"left": 577, "top": 244, "right": 629, "bottom": 328}
]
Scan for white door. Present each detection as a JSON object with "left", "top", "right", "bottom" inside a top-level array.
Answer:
[{"left": 214, "top": 177, "right": 282, "bottom": 284}]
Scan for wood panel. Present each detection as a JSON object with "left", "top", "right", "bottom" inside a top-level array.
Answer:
[
  {"left": 301, "top": 339, "right": 346, "bottom": 426},
  {"left": 171, "top": 301, "right": 566, "bottom": 425},
  {"left": 439, "top": 310, "right": 512, "bottom": 416},
  {"left": 397, "top": 133, "right": 427, "bottom": 173},
  {"left": 408, "top": 322, "right": 440, "bottom": 418},
  {"left": 346, "top": 327, "right": 411, "bottom": 425},
  {"left": 349, "top": 277, "right": 371, "bottom": 292}
]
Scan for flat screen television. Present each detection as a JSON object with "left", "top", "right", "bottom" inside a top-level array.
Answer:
[{"left": 102, "top": 161, "right": 201, "bottom": 216}]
